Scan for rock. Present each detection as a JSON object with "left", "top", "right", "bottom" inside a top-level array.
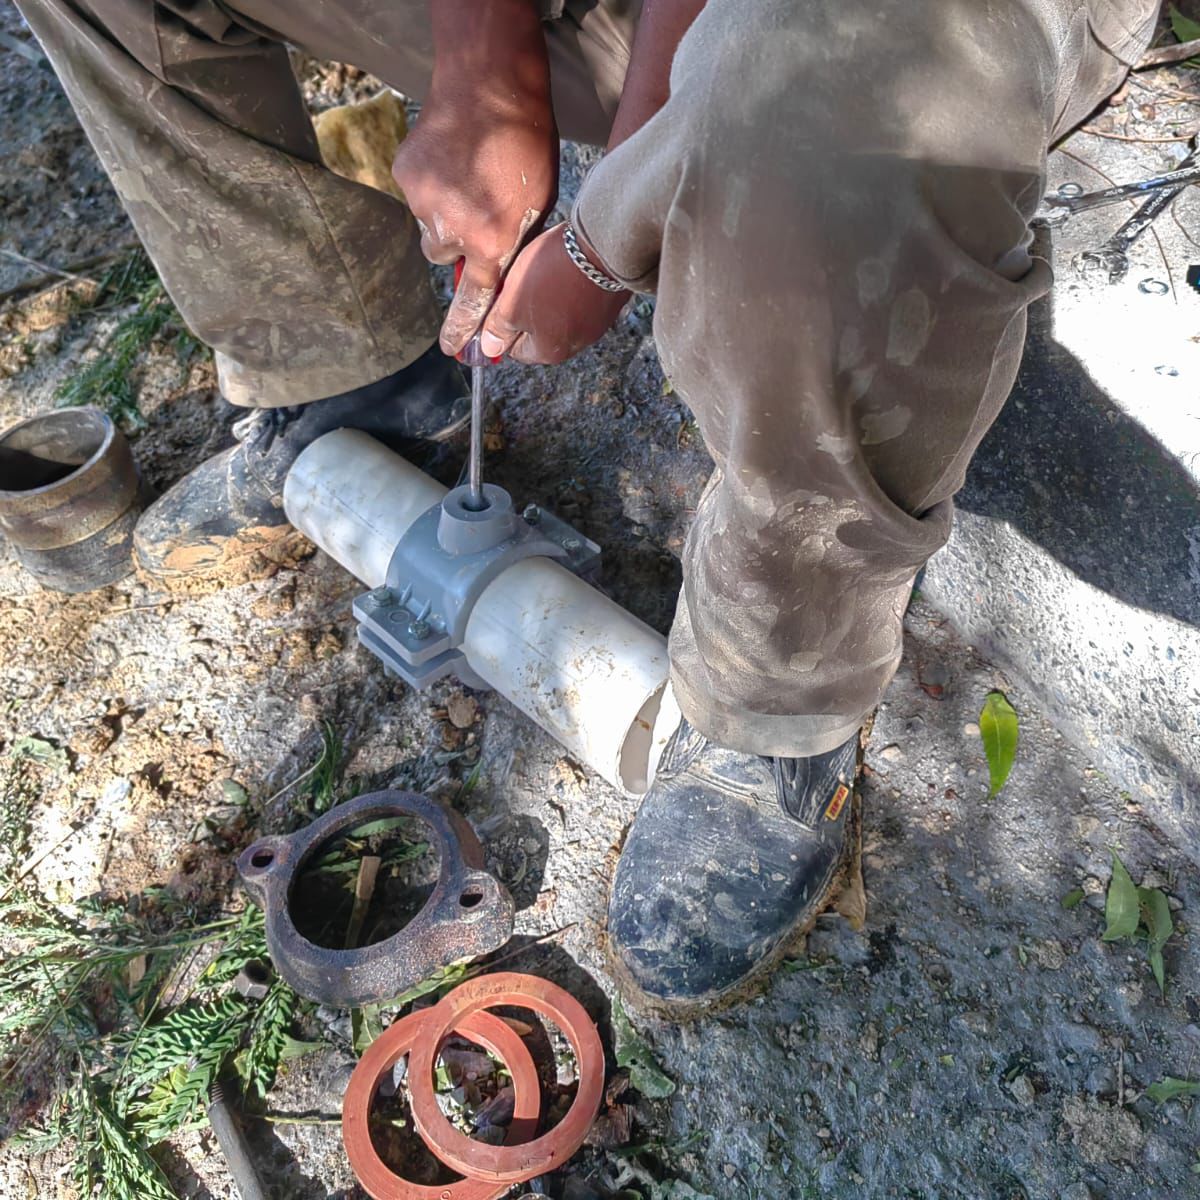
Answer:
[
  {"left": 1062, "top": 1185, "right": 1092, "bottom": 1200},
  {"left": 446, "top": 691, "right": 479, "bottom": 729},
  {"left": 1116, "top": 980, "right": 1144, "bottom": 1011},
  {"left": 956, "top": 1010, "right": 993, "bottom": 1037},
  {"left": 1007, "top": 1075, "right": 1037, "bottom": 1106},
  {"left": 1033, "top": 939, "right": 1067, "bottom": 970},
  {"left": 879, "top": 744, "right": 904, "bottom": 762},
  {"left": 859, "top": 1022, "right": 880, "bottom": 1061},
  {"left": 1059, "top": 1095, "right": 1145, "bottom": 1164}
]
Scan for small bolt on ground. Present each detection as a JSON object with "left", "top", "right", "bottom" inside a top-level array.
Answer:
[{"left": 233, "top": 959, "right": 273, "bottom": 1001}]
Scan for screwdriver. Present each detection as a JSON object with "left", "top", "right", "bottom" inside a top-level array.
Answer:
[{"left": 454, "top": 259, "right": 500, "bottom": 512}]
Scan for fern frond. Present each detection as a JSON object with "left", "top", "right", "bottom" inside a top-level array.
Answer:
[
  {"left": 241, "top": 980, "right": 298, "bottom": 1100},
  {"left": 114, "top": 993, "right": 247, "bottom": 1102}
]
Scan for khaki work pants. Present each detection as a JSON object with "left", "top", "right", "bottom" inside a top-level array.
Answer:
[{"left": 16, "top": 0, "right": 1160, "bottom": 756}]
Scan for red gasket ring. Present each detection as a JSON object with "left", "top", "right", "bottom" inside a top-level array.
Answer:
[
  {"left": 342, "top": 1007, "right": 541, "bottom": 1200},
  {"left": 407, "top": 972, "right": 604, "bottom": 1183}
]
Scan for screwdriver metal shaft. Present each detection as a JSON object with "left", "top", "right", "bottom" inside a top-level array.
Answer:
[{"left": 468, "top": 359, "right": 486, "bottom": 511}]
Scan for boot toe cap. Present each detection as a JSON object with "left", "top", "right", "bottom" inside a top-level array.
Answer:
[
  {"left": 608, "top": 870, "right": 764, "bottom": 1006},
  {"left": 133, "top": 447, "right": 300, "bottom": 585}
]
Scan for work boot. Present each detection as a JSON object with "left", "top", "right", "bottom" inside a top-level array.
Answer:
[
  {"left": 134, "top": 346, "right": 468, "bottom": 587},
  {"left": 607, "top": 720, "right": 860, "bottom": 1015}
]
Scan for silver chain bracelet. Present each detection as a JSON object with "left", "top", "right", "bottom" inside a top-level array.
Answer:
[{"left": 561, "top": 222, "right": 627, "bottom": 293}]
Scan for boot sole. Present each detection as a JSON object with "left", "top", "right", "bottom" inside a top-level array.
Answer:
[
  {"left": 134, "top": 524, "right": 314, "bottom": 595},
  {"left": 605, "top": 728, "right": 869, "bottom": 1022}
]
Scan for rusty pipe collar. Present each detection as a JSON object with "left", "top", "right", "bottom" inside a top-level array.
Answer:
[{"left": 0, "top": 408, "right": 143, "bottom": 591}]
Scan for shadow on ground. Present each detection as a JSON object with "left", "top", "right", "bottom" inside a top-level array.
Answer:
[{"left": 957, "top": 297, "right": 1200, "bottom": 630}]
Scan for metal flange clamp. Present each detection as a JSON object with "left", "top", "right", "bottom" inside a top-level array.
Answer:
[
  {"left": 352, "top": 483, "right": 600, "bottom": 691},
  {"left": 236, "top": 790, "right": 514, "bottom": 1008}
]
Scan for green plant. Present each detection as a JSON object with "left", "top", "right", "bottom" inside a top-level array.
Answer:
[
  {"left": 978, "top": 691, "right": 1019, "bottom": 797},
  {"left": 612, "top": 995, "right": 676, "bottom": 1099},
  {"left": 1, "top": 879, "right": 303, "bottom": 1196},
  {"left": 303, "top": 721, "right": 359, "bottom": 815},
  {"left": 1103, "top": 850, "right": 1177, "bottom": 995},
  {"left": 55, "top": 250, "right": 206, "bottom": 429},
  {"left": 1146, "top": 1076, "right": 1200, "bottom": 1104},
  {"left": 1169, "top": 6, "right": 1200, "bottom": 64}
]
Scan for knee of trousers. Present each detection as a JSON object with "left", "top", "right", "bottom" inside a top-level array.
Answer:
[
  {"left": 646, "top": 5, "right": 1057, "bottom": 470},
  {"left": 655, "top": 0, "right": 1058, "bottom": 277}
]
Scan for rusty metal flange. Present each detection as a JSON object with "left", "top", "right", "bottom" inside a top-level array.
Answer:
[
  {"left": 407, "top": 972, "right": 605, "bottom": 1183},
  {"left": 236, "top": 790, "right": 514, "bottom": 1007},
  {"left": 343, "top": 1007, "right": 540, "bottom": 1200}
]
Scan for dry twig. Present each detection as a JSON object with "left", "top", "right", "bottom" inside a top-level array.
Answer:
[{"left": 1136, "top": 38, "right": 1200, "bottom": 69}]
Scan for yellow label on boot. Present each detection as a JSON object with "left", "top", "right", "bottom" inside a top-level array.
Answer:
[{"left": 825, "top": 784, "right": 849, "bottom": 821}]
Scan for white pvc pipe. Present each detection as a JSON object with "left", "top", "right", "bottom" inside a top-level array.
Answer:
[{"left": 284, "top": 430, "right": 679, "bottom": 795}]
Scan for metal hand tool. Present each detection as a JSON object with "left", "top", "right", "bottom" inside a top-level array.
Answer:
[
  {"left": 453, "top": 259, "right": 500, "bottom": 512},
  {"left": 1073, "top": 141, "right": 1200, "bottom": 283},
  {"left": 1045, "top": 161, "right": 1200, "bottom": 215}
]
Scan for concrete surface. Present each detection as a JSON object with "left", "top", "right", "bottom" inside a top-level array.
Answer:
[
  {"left": 921, "top": 129, "right": 1200, "bottom": 865},
  {"left": 648, "top": 598, "right": 1200, "bottom": 1200}
]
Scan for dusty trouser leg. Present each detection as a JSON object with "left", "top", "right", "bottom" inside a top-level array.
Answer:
[
  {"left": 599, "top": 0, "right": 1160, "bottom": 1012},
  {"left": 15, "top": 0, "right": 443, "bottom": 409},
  {"left": 575, "top": 0, "right": 1149, "bottom": 758},
  {"left": 16, "top": 0, "right": 638, "bottom": 409},
  {"left": 226, "top": 0, "right": 642, "bottom": 150}
]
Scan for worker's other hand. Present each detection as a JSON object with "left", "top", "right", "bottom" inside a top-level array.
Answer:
[
  {"left": 392, "top": 53, "right": 559, "bottom": 357},
  {"left": 478, "top": 225, "right": 629, "bottom": 364}
]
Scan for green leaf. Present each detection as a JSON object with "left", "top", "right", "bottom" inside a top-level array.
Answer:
[
  {"left": 279, "top": 1034, "right": 322, "bottom": 1061},
  {"left": 1060, "top": 888, "right": 1085, "bottom": 910},
  {"left": 978, "top": 692, "right": 1018, "bottom": 796},
  {"left": 11, "top": 735, "right": 69, "bottom": 772},
  {"left": 220, "top": 779, "right": 248, "bottom": 805},
  {"left": 1170, "top": 5, "right": 1200, "bottom": 44},
  {"left": 241, "top": 980, "right": 299, "bottom": 1099},
  {"left": 1103, "top": 851, "right": 1140, "bottom": 942},
  {"left": 612, "top": 995, "right": 676, "bottom": 1099},
  {"left": 352, "top": 1004, "right": 385, "bottom": 1057},
  {"left": 1139, "top": 886, "right": 1174, "bottom": 995},
  {"left": 1145, "top": 1076, "right": 1200, "bottom": 1104},
  {"left": 1139, "top": 887, "right": 1174, "bottom": 954},
  {"left": 384, "top": 960, "right": 470, "bottom": 1009},
  {"left": 1149, "top": 948, "right": 1165, "bottom": 995}
]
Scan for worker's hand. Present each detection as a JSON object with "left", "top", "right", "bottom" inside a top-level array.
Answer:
[
  {"left": 478, "top": 225, "right": 629, "bottom": 364},
  {"left": 392, "top": 22, "right": 559, "bottom": 357}
]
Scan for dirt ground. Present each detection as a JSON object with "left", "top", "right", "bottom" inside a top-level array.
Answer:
[{"left": 2, "top": 5, "right": 1200, "bottom": 1198}]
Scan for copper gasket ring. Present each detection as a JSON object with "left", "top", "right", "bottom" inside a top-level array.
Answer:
[
  {"left": 406, "top": 972, "right": 605, "bottom": 1184},
  {"left": 342, "top": 1007, "right": 540, "bottom": 1200}
]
